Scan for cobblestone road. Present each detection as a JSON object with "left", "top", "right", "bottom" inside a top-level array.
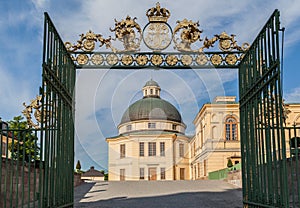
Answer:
[{"left": 74, "top": 180, "right": 242, "bottom": 208}]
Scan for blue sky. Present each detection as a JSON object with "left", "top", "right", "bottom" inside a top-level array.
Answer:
[{"left": 1, "top": 0, "right": 300, "bottom": 171}]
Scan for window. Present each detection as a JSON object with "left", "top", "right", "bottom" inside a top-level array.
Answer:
[
  {"left": 140, "top": 168, "right": 145, "bottom": 180},
  {"left": 161, "top": 168, "right": 166, "bottom": 180},
  {"left": 120, "top": 144, "right": 125, "bottom": 158},
  {"left": 225, "top": 117, "right": 238, "bottom": 140},
  {"left": 139, "top": 142, "right": 144, "bottom": 157},
  {"left": 150, "top": 89, "right": 153, "bottom": 94},
  {"left": 120, "top": 169, "right": 125, "bottom": 181},
  {"left": 172, "top": 124, "right": 177, "bottom": 130},
  {"left": 148, "top": 122, "right": 156, "bottom": 129},
  {"left": 193, "top": 142, "right": 196, "bottom": 156},
  {"left": 160, "top": 142, "right": 165, "bottom": 156},
  {"left": 148, "top": 142, "right": 156, "bottom": 156},
  {"left": 179, "top": 143, "right": 184, "bottom": 157},
  {"left": 126, "top": 125, "right": 132, "bottom": 131}
]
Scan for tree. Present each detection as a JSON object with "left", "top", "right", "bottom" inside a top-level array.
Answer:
[
  {"left": 76, "top": 160, "right": 81, "bottom": 172},
  {"left": 227, "top": 158, "right": 233, "bottom": 168},
  {"left": 7, "top": 115, "right": 40, "bottom": 162}
]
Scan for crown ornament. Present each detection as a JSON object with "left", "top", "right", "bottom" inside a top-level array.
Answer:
[{"left": 146, "top": 2, "right": 170, "bottom": 22}]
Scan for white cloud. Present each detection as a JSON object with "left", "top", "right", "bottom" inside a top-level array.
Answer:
[
  {"left": 0, "top": 64, "right": 35, "bottom": 121},
  {"left": 284, "top": 87, "right": 300, "bottom": 103}
]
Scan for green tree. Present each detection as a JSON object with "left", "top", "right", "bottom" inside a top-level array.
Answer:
[
  {"left": 76, "top": 160, "right": 81, "bottom": 172},
  {"left": 227, "top": 158, "right": 233, "bottom": 168},
  {"left": 8, "top": 115, "right": 40, "bottom": 162}
]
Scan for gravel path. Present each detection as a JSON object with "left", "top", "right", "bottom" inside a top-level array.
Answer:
[{"left": 74, "top": 180, "right": 242, "bottom": 208}]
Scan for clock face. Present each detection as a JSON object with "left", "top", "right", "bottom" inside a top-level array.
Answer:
[{"left": 142, "top": 22, "right": 173, "bottom": 51}]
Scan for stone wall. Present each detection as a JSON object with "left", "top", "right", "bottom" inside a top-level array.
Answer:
[
  {"left": 1, "top": 158, "right": 41, "bottom": 207},
  {"left": 225, "top": 170, "right": 242, "bottom": 188},
  {"left": 287, "top": 157, "right": 300, "bottom": 206},
  {"left": 74, "top": 172, "right": 83, "bottom": 187}
]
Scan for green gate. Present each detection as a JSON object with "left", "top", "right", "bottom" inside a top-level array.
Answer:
[
  {"left": 0, "top": 13, "right": 76, "bottom": 208},
  {"left": 39, "top": 13, "right": 76, "bottom": 207},
  {"left": 239, "top": 10, "right": 291, "bottom": 207}
]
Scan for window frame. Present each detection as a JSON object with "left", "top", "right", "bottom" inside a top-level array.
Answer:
[
  {"left": 172, "top": 124, "right": 177, "bottom": 131},
  {"left": 148, "top": 122, "right": 156, "bottom": 129},
  {"left": 160, "top": 142, "right": 165, "bottom": 156},
  {"left": 139, "top": 142, "right": 144, "bottom": 157},
  {"left": 179, "top": 143, "right": 184, "bottom": 157},
  {"left": 120, "top": 144, "right": 126, "bottom": 158},
  {"left": 225, "top": 117, "right": 238, "bottom": 141},
  {"left": 148, "top": 142, "right": 156, "bottom": 156},
  {"left": 126, "top": 124, "right": 132, "bottom": 131}
]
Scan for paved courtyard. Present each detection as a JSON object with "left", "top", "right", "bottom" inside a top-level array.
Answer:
[{"left": 74, "top": 180, "right": 242, "bottom": 208}]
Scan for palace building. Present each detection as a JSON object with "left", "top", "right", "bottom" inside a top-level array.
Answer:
[
  {"left": 106, "top": 80, "right": 300, "bottom": 181},
  {"left": 106, "top": 80, "right": 190, "bottom": 180}
]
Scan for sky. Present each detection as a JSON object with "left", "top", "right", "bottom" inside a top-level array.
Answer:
[{"left": 1, "top": 0, "right": 300, "bottom": 171}]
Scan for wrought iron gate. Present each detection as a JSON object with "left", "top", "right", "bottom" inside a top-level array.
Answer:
[
  {"left": 0, "top": 13, "right": 76, "bottom": 208},
  {"left": 1, "top": 3, "right": 297, "bottom": 207},
  {"left": 39, "top": 13, "right": 76, "bottom": 207},
  {"left": 239, "top": 10, "right": 291, "bottom": 207}
]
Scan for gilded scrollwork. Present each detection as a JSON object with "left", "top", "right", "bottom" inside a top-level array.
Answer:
[
  {"left": 65, "top": 30, "right": 112, "bottom": 52},
  {"left": 110, "top": 16, "right": 142, "bottom": 52},
  {"left": 173, "top": 18, "right": 249, "bottom": 53},
  {"left": 22, "top": 95, "right": 51, "bottom": 129},
  {"left": 173, "top": 19, "right": 202, "bottom": 52},
  {"left": 64, "top": 2, "right": 250, "bottom": 68}
]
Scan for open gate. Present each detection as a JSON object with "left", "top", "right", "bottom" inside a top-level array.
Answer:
[
  {"left": 39, "top": 13, "right": 76, "bottom": 207},
  {"left": 239, "top": 10, "right": 290, "bottom": 207},
  {"left": 1, "top": 3, "right": 297, "bottom": 208}
]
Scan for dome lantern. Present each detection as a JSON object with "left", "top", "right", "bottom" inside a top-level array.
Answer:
[{"left": 142, "top": 79, "right": 161, "bottom": 98}]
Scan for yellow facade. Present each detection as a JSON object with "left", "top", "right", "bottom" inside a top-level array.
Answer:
[
  {"left": 106, "top": 80, "right": 300, "bottom": 181},
  {"left": 107, "top": 134, "right": 190, "bottom": 181}
]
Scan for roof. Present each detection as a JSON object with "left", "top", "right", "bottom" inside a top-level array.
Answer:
[
  {"left": 144, "top": 79, "right": 160, "bottom": 87},
  {"left": 82, "top": 167, "right": 104, "bottom": 177},
  {"left": 120, "top": 97, "right": 183, "bottom": 125}
]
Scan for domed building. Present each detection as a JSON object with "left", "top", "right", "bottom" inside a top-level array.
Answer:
[
  {"left": 106, "top": 80, "right": 190, "bottom": 181},
  {"left": 106, "top": 80, "right": 300, "bottom": 181}
]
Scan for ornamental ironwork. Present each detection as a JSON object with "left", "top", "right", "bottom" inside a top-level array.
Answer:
[
  {"left": 65, "top": 2, "right": 249, "bottom": 68},
  {"left": 22, "top": 95, "right": 52, "bottom": 129},
  {"left": 72, "top": 52, "right": 245, "bottom": 69}
]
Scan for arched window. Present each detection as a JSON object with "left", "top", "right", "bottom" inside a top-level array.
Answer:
[{"left": 225, "top": 117, "right": 238, "bottom": 141}]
